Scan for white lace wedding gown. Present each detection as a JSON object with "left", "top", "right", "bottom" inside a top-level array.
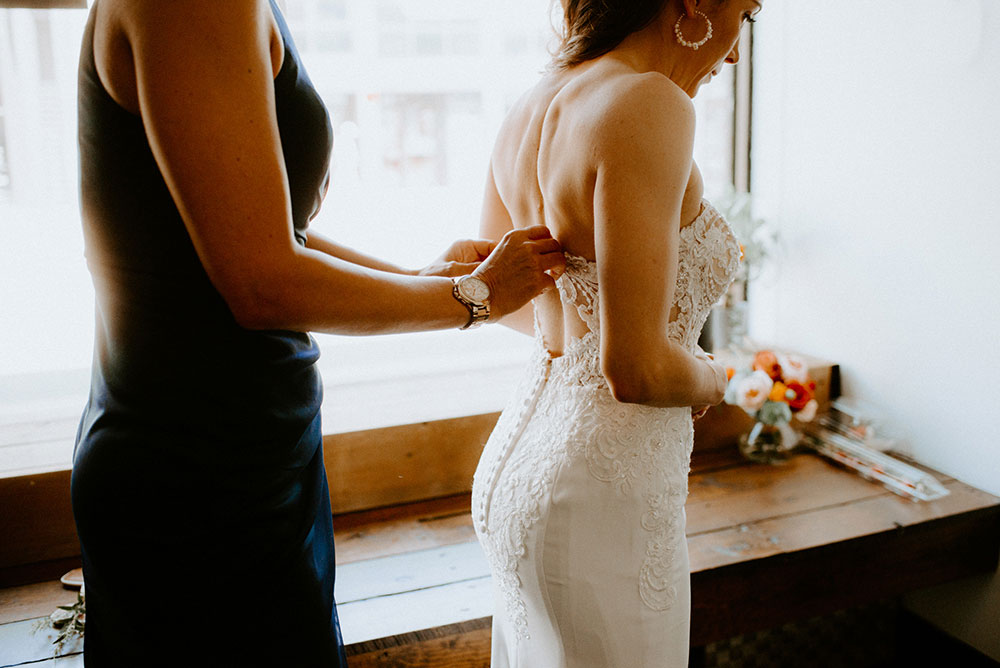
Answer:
[{"left": 472, "top": 201, "right": 741, "bottom": 667}]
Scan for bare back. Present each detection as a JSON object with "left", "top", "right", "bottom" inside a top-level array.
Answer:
[{"left": 488, "top": 58, "right": 705, "bottom": 355}]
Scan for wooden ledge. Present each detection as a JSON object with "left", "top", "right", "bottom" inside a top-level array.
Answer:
[{"left": 345, "top": 617, "right": 491, "bottom": 666}]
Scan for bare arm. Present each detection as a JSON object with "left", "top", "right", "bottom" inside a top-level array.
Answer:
[
  {"left": 593, "top": 75, "right": 726, "bottom": 407},
  {"left": 119, "top": 0, "right": 559, "bottom": 335},
  {"left": 479, "top": 160, "right": 537, "bottom": 336},
  {"left": 304, "top": 231, "right": 416, "bottom": 275},
  {"left": 307, "top": 230, "right": 500, "bottom": 279}
]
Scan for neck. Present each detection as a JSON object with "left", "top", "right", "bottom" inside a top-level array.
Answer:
[{"left": 609, "top": 8, "right": 706, "bottom": 97}]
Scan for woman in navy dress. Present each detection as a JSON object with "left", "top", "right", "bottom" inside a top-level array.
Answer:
[{"left": 73, "top": 1, "right": 565, "bottom": 665}]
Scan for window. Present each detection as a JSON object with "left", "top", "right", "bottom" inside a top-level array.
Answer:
[
  {"left": 0, "top": 1, "right": 747, "bottom": 472},
  {"left": 0, "top": 6, "right": 93, "bottom": 474}
]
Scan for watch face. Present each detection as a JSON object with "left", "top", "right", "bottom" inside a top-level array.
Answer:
[{"left": 459, "top": 276, "right": 491, "bottom": 303}]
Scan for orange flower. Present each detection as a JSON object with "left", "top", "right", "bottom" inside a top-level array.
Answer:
[
  {"left": 726, "top": 367, "right": 735, "bottom": 381},
  {"left": 753, "top": 350, "right": 782, "bottom": 381},
  {"left": 768, "top": 381, "right": 789, "bottom": 403}
]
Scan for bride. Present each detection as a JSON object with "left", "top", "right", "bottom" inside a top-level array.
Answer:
[{"left": 472, "top": 0, "right": 760, "bottom": 665}]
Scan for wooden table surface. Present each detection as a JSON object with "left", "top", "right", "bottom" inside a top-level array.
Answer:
[{"left": 684, "top": 448, "right": 1000, "bottom": 644}]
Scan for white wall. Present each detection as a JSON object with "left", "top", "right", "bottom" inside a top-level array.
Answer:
[{"left": 748, "top": 0, "right": 1000, "bottom": 659}]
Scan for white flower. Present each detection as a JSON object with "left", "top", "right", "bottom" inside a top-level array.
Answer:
[
  {"left": 777, "top": 353, "right": 809, "bottom": 384},
  {"left": 735, "top": 370, "right": 773, "bottom": 413},
  {"left": 724, "top": 369, "right": 750, "bottom": 405},
  {"left": 796, "top": 399, "right": 819, "bottom": 422}
]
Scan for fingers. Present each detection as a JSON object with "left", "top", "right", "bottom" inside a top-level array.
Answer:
[
  {"left": 495, "top": 227, "right": 565, "bottom": 276},
  {"left": 467, "top": 238, "right": 498, "bottom": 259},
  {"left": 473, "top": 225, "right": 567, "bottom": 318},
  {"left": 536, "top": 273, "right": 561, "bottom": 299},
  {"left": 528, "top": 237, "right": 563, "bottom": 254},
  {"left": 538, "top": 251, "right": 566, "bottom": 278},
  {"left": 517, "top": 225, "right": 556, "bottom": 241},
  {"left": 441, "top": 238, "right": 497, "bottom": 265},
  {"left": 500, "top": 226, "right": 561, "bottom": 253},
  {"left": 450, "top": 261, "right": 482, "bottom": 277}
]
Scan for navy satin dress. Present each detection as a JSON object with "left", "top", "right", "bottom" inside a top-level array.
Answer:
[{"left": 72, "top": 2, "right": 346, "bottom": 665}]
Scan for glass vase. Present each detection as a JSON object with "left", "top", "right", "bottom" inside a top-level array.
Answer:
[{"left": 739, "top": 421, "right": 798, "bottom": 464}]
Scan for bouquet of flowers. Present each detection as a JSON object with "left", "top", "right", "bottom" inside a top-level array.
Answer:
[{"left": 725, "top": 351, "right": 819, "bottom": 462}]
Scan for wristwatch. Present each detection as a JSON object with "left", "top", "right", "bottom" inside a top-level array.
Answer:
[{"left": 451, "top": 275, "right": 492, "bottom": 330}]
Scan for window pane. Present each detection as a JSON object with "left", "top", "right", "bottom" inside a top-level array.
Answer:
[
  {"left": 0, "top": 8, "right": 93, "bottom": 416},
  {"left": 694, "top": 65, "right": 736, "bottom": 199}
]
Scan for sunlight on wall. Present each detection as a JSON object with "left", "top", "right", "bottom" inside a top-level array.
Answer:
[{"left": 748, "top": 1, "right": 1000, "bottom": 659}]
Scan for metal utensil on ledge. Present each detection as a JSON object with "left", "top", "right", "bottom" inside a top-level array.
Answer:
[{"left": 801, "top": 422, "right": 949, "bottom": 502}]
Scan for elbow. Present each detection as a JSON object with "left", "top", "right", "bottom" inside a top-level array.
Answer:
[
  {"left": 601, "top": 347, "right": 694, "bottom": 407},
  {"left": 220, "top": 275, "right": 291, "bottom": 331},
  {"left": 602, "top": 353, "right": 654, "bottom": 405},
  {"left": 230, "top": 300, "right": 277, "bottom": 331},
  {"left": 228, "top": 293, "right": 278, "bottom": 331},
  {"left": 605, "top": 374, "right": 643, "bottom": 405},
  {"left": 201, "top": 245, "right": 305, "bottom": 331}
]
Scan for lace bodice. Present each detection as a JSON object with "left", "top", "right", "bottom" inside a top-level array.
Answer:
[{"left": 547, "top": 200, "right": 741, "bottom": 388}]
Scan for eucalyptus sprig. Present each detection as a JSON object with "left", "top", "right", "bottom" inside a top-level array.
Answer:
[{"left": 713, "top": 187, "right": 779, "bottom": 281}]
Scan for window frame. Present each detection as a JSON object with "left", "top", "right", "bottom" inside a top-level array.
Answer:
[{"left": 733, "top": 21, "right": 754, "bottom": 194}]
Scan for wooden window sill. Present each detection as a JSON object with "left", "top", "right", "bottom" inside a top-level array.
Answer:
[{"left": 0, "top": 361, "right": 524, "bottom": 479}]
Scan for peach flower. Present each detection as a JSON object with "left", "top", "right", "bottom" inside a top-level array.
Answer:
[{"left": 753, "top": 350, "right": 782, "bottom": 381}]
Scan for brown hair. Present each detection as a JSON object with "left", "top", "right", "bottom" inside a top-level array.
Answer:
[{"left": 552, "top": 0, "right": 671, "bottom": 69}]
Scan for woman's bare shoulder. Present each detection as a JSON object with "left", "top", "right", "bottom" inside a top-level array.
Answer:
[
  {"left": 95, "top": 0, "right": 280, "bottom": 114},
  {"left": 588, "top": 67, "right": 694, "bottom": 144},
  {"left": 106, "top": 0, "right": 272, "bottom": 50}
]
